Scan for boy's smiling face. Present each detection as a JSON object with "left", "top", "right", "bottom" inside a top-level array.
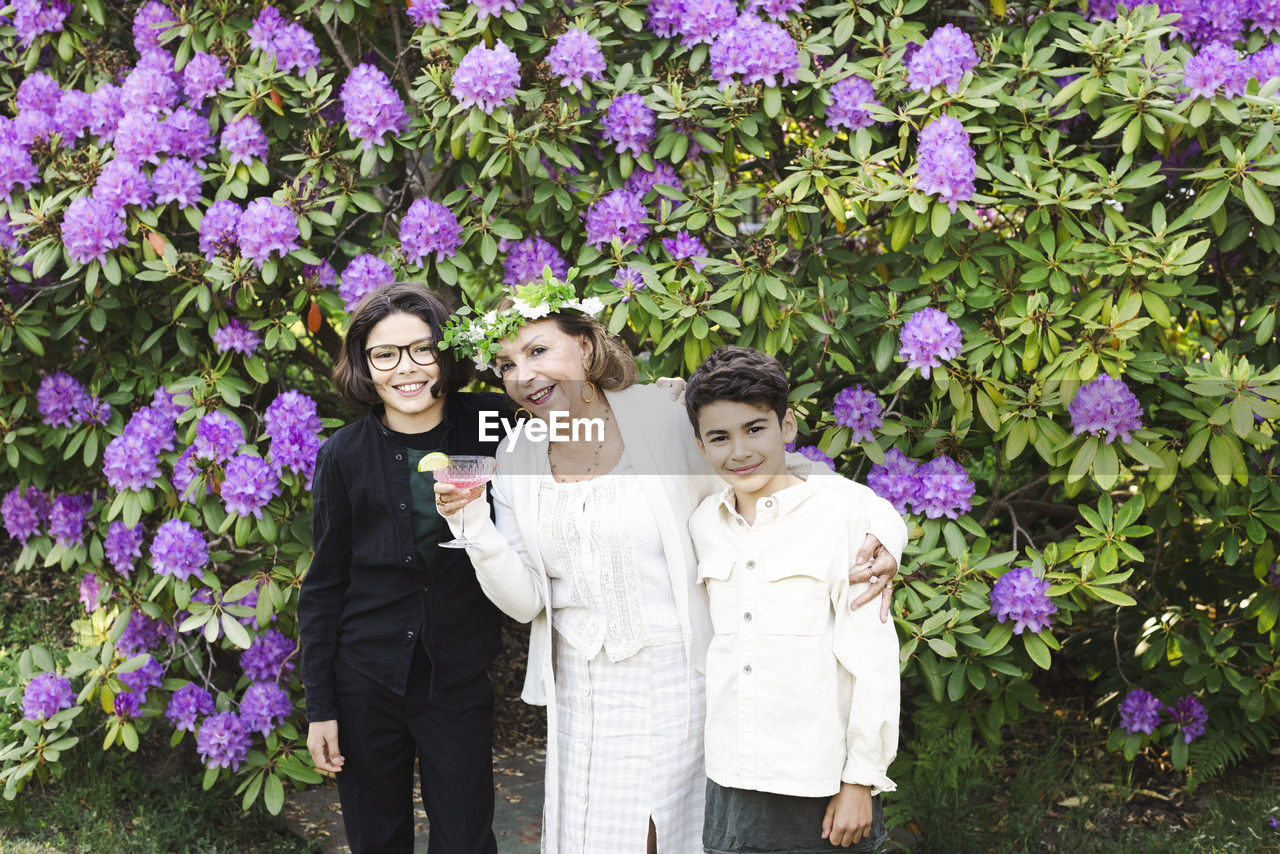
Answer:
[{"left": 696, "top": 400, "right": 799, "bottom": 503}]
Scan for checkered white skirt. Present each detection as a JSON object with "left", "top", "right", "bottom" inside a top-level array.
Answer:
[{"left": 551, "top": 631, "right": 706, "bottom": 853}]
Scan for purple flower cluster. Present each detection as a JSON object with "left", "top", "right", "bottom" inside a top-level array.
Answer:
[
  {"left": 305, "top": 259, "right": 338, "bottom": 288},
  {"left": 116, "top": 610, "right": 174, "bottom": 657},
  {"left": 238, "top": 198, "right": 299, "bottom": 267},
  {"left": 112, "top": 110, "right": 171, "bottom": 165},
  {"left": 199, "top": 199, "right": 242, "bottom": 260},
  {"left": 264, "top": 391, "right": 324, "bottom": 484},
  {"left": 113, "top": 690, "right": 142, "bottom": 719},
  {"left": 181, "top": 53, "right": 231, "bottom": 105},
  {"left": 915, "top": 115, "right": 977, "bottom": 213},
  {"left": 79, "top": 572, "right": 102, "bottom": 612},
  {"left": 709, "top": 13, "right": 800, "bottom": 89},
  {"left": 194, "top": 410, "right": 244, "bottom": 461},
  {"left": 166, "top": 682, "right": 215, "bottom": 732},
  {"left": 676, "top": 0, "right": 736, "bottom": 46},
  {"left": 1068, "top": 375, "right": 1143, "bottom": 444},
  {"left": 133, "top": 1, "right": 174, "bottom": 54},
  {"left": 1118, "top": 688, "right": 1162, "bottom": 735},
  {"left": 868, "top": 449, "right": 975, "bottom": 519},
  {"left": 753, "top": 0, "right": 804, "bottom": 20},
  {"left": 473, "top": 0, "right": 522, "bottom": 19},
  {"left": 601, "top": 93, "right": 655, "bottom": 156},
  {"left": 826, "top": 76, "right": 880, "bottom": 132},
  {"left": 1184, "top": 42, "right": 1247, "bottom": 100},
  {"left": 250, "top": 7, "right": 320, "bottom": 73},
  {"left": 833, "top": 385, "right": 883, "bottom": 443},
  {"left": 37, "top": 372, "right": 98, "bottom": 427},
  {"left": 796, "top": 445, "right": 836, "bottom": 470},
  {"left": 241, "top": 627, "right": 297, "bottom": 682},
  {"left": 22, "top": 672, "right": 75, "bottom": 721},
  {"left": 339, "top": 254, "right": 396, "bottom": 310},
  {"left": 93, "top": 159, "right": 153, "bottom": 212},
  {"left": 221, "top": 454, "right": 279, "bottom": 518},
  {"left": 49, "top": 493, "right": 90, "bottom": 546},
  {"left": 585, "top": 189, "right": 649, "bottom": 250},
  {"left": 988, "top": 566, "right": 1057, "bottom": 635},
  {"left": 103, "top": 396, "right": 180, "bottom": 493},
  {"left": 611, "top": 266, "right": 645, "bottom": 302},
  {"left": 240, "top": 681, "right": 292, "bottom": 735},
  {"left": 0, "top": 131, "right": 38, "bottom": 198},
  {"left": 408, "top": 0, "right": 447, "bottom": 26},
  {"left": 2, "top": 486, "right": 50, "bottom": 544},
  {"left": 504, "top": 236, "right": 568, "bottom": 285},
  {"left": 117, "top": 654, "right": 164, "bottom": 697},
  {"left": 221, "top": 116, "right": 268, "bottom": 166},
  {"left": 150, "top": 519, "right": 208, "bottom": 580},
  {"left": 166, "top": 107, "right": 215, "bottom": 163},
  {"left": 121, "top": 67, "right": 180, "bottom": 116},
  {"left": 452, "top": 41, "right": 522, "bottom": 115},
  {"left": 914, "top": 456, "right": 975, "bottom": 519},
  {"left": 340, "top": 65, "right": 409, "bottom": 149},
  {"left": 898, "top": 307, "right": 963, "bottom": 377},
  {"left": 662, "top": 230, "right": 708, "bottom": 271},
  {"left": 907, "top": 24, "right": 979, "bottom": 93},
  {"left": 625, "top": 162, "right": 682, "bottom": 198},
  {"left": 1252, "top": 44, "right": 1280, "bottom": 84},
  {"left": 152, "top": 158, "right": 202, "bottom": 208},
  {"left": 1168, "top": 694, "right": 1208, "bottom": 743},
  {"left": 647, "top": 0, "right": 684, "bottom": 37},
  {"left": 547, "top": 29, "right": 606, "bottom": 92},
  {"left": 105, "top": 521, "right": 145, "bottom": 577},
  {"left": 61, "top": 196, "right": 126, "bottom": 265},
  {"left": 14, "top": 0, "right": 71, "bottom": 47},
  {"left": 212, "top": 318, "right": 262, "bottom": 355},
  {"left": 401, "top": 198, "right": 462, "bottom": 264},
  {"left": 197, "top": 711, "right": 252, "bottom": 770},
  {"left": 172, "top": 446, "right": 206, "bottom": 502}
]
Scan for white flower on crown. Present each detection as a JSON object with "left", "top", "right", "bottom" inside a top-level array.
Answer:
[
  {"left": 576, "top": 296, "right": 605, "bottom": 316},
  {"left": 512, "top": 298, "right": 552, "bottom": 320}
]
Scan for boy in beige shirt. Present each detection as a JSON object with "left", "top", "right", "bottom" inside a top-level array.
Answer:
[{"left": 684, "top": 346, "right": 905, "bottom": 853}]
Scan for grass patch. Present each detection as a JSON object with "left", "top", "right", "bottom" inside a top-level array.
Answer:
[
  {"left": 0, "top": 743, "right": 318, "bottom": 854},
  {"left": 888, "top": 705, "right": 1280, "bottom": 852}
]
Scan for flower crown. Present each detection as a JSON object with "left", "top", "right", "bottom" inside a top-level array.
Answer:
[{"left": 441, "top": 269, "right": 606, "bottom": 371}]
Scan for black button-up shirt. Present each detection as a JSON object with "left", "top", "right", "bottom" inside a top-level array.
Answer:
[{"left": 298, "top": 392, "right": 512, "bottom": 722}]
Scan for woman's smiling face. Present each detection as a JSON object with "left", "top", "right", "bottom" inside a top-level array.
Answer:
[
  {"left": 494, "top": 319, "right": 593, "bottom": 416},
  {"left": 365, "top": 311, "right": 445, "bottom": 431}
]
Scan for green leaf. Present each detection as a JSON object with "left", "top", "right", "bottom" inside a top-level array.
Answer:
[
  {"left": 263, "top": 773, "right": 285, "bottom": 815},
  {"left": 1022, "top": 632, "right": 1051, "bottom": 669},
  {"left": 221, "top": 614, "right": 252, "bottom": 649},
  {"left": 1240, "top": 179, "right": 1275, "bottom": 225},
  {"left": 762, "top": 86, "right": 782, "bottom": 118}
]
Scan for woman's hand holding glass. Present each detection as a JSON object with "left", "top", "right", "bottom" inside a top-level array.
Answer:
[{"left": 434, "top": 481, "right": 486, "bottom": 517}]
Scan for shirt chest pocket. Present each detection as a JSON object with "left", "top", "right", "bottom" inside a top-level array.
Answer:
[
  {"left": 697, "top": 559, "right": 737, "bottom": 636},
  {"left": 761, "top": 563, "right": 830, "bottom": 636}
]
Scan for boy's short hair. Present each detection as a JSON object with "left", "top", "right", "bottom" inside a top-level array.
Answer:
[
  {"left": 684, "top": 346, "right": 789, "bottom": 434},
  {"left": 332, "top": 282, "right": 475, "bottom": 406}
]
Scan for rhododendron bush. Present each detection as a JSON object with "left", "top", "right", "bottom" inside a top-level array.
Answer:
[{"left": 2, "top": 0, "right": 1279, "bottom": 811}]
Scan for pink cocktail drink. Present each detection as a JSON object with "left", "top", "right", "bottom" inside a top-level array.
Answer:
[{"left": 431, "top": 456, "right": 497, "bottom": 548}]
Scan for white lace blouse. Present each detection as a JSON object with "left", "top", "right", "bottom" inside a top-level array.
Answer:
[{"left": 538, "top": 454, "right": 683, "bottom": 662}]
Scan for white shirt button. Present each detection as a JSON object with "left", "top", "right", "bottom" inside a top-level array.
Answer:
[
  {"left": 743, "top": 664, "right": 752, "bottom": 674},
  {"left": 745, "top": 560, "right": 755, "bottom": 570},
  {"left": 743, "top": 612, "right": 752, "bottom": 622}
]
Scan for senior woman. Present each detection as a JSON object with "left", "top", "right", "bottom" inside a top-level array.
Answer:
[{"left": 435, "top": 282, "right": 905, "bottom": 854}]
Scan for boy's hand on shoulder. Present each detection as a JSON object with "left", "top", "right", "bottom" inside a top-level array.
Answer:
[{"left": 822, "top": 782, "right": 873, "bottom": 847}]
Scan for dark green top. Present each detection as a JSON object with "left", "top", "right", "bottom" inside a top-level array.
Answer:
[{"left": 388, "top": 423, "right": 448, "bottom": 567}]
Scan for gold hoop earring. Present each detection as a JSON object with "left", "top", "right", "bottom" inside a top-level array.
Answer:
[
  {"left": 514, "top": 407, "right": 534, "bottom": 422},
  {"left": 581, "top": 381, "right": 597, "bottom": 404}
]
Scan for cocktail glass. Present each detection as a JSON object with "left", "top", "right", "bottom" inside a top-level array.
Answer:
[{"left": 433, "top": 455, "right": 497, "bottom": 548}]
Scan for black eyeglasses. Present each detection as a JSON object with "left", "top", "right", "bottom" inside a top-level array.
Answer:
[{"left": 365, "top": 339, "right": 438, "bottom": 371}]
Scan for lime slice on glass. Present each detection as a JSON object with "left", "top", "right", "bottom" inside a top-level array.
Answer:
[{"left": 417, "top": 452, "right": 450, "bottom": 473}]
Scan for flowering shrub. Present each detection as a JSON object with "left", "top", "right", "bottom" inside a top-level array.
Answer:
[{"left": 2, "top": 0, "right": 1280, "bottom": 814}]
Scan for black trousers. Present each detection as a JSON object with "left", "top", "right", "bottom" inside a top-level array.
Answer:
[{"left": 334, "top": 653, "right": 498, "bottom": 854}]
